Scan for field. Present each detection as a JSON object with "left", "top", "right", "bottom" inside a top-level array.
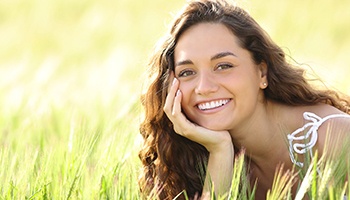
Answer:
[{"left": 0, "top": 0, "right": 349, "bottom": 199}]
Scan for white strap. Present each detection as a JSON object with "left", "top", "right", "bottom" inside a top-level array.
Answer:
[{"left": 287, "top": 112, "right": 350, "bottom": 167}]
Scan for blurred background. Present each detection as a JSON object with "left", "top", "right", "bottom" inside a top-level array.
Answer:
[
  {"left": 1, "top": 0, "right": 349, "bottom": 117},
  {"left": 0, "top": 0, "right": 349, "bottom": 197}
]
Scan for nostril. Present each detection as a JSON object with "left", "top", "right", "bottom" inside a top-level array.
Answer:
[{"left": 195, "top": 77, "right": 219, "bottom": 96}]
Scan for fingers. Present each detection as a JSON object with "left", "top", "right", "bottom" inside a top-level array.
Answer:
[
  {"left": 171, "top": 89, "right": 192, "bottom": 135},
  {"left": 172, "top": 89, "right": 182, "bottom": 115},
  {"left": 163, "top": 76, "right": 179, "bottom": 116},
  {"left": 163, "top": 76, "right": 189, "bottom": 135},
  {"left": 167, "top": 71, "right": 175, "bottom": 94}
]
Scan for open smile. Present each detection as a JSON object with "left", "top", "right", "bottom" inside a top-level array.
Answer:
[{"left": 197, "top": 99, "right": 231, "bottom": 111}]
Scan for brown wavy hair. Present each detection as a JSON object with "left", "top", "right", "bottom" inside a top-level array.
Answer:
[{"left": 138, "top": 0, "right": 350, "bottom": 199}]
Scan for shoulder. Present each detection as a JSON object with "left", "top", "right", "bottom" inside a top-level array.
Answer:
[
  {"left": 305, "top": 104, "right": 350, "bottom": 157},
  {"left": 308, "top": 104, "right": 350, "bottom": 133},
  {"left": 285, "top": 103, "right": 350, "bottom": 133}
]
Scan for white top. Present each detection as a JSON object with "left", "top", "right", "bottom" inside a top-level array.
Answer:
[{"left": 287, "top": 112, "right": 350, "bottom": 167}]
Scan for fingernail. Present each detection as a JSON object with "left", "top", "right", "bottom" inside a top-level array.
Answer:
[
  {"left": 176, "top": 90, "right": 181, "bottom": 96},
  {"left": 172, "top": 78, "right": 177, "bottom": 86}
]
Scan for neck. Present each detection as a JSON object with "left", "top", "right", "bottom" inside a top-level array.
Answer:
[{"left": 229, "top": 101, "right": 291, "bottom": 164}]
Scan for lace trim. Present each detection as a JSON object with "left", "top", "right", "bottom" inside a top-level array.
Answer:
[{"left": 287, "top": 112, "right": 350, "bottom": 167}]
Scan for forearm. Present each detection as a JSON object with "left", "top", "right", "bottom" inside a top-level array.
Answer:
[{"left": 203, "top": 143, "right": 234, "bottom": 198}]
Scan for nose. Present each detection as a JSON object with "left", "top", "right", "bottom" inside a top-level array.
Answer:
[{"left": 195, "top": 72, "right": 219, "bottom": 96}]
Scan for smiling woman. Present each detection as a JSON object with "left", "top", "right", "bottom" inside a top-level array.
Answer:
[
  {"left": 138, "top": 0, "right": 350, "bottom": 199},
  {"left": 174, "top": 23, "right": 266, "bottom": 131}
]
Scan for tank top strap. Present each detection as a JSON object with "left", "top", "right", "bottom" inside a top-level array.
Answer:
[{"left": 287, "top": 112, "right": 350, "bottom": 167}]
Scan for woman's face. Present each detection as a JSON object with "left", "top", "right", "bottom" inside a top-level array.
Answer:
[{"left": 173, "top": 22, "right": 267, "bottom": 131}]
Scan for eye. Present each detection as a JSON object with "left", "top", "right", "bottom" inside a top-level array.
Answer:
[
  {"left": 216, "top": 63, "right": 234, "bottom": 70},
  {"left": 178, "top": 69, "right": 196, "bottom": 77}
]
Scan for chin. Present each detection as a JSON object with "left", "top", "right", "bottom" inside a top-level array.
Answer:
[
  {"left": 188, "top": 115, "right": 230, "bottom": 131},
  {"left": 199, "top": 122, "right": 229, "bottom": 131}
]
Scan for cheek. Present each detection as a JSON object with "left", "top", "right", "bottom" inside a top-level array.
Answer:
[
  {"left": 178, "top": 80, "right": 188, "bottom": 90},
  {"left": 178, "top": 83, "right": 195, "bottom": 114},
  {"left": 178, "top": 82, "right": 191, "bottom": 102},
  {"left": 179, "top": 89, "right": 192, "bottom": 110}
]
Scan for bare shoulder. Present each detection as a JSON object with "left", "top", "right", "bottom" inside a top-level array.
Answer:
[
  {"left": 310, "top": 103, "right": 350, "bottom": 132},
  {"left": 306, "top": 104, "right": 350, "bottom": 157}
]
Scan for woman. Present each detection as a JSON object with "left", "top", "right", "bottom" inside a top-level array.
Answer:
[{"left": 138, "top": 0, "right": 350, "bottom": 199}]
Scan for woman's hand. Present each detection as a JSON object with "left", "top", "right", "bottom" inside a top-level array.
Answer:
[
  {"left": 163, "top": 73, "right": 232, "bottom": 153},
  {"left": 163, "top": 72, "right": 234, "bottom": 197}
]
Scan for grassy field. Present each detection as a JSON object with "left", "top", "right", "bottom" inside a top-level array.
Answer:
[{"left": 0, "top": 0, "right": 349, "bottom": 199}]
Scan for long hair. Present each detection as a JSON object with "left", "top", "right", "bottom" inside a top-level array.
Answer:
[{"left": 138, "top": 0, "right": 350, "bottom": 199}]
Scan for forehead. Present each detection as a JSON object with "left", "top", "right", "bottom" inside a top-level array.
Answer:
[{"left": 174, "top": 23, "right": 241, "bottom": 60}]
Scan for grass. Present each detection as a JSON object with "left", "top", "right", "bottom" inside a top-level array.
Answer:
[{"left": 0, "top": 0, "right": 349, "bottom": 199}]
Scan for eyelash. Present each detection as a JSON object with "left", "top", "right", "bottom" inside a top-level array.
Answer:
[
  {"left": 178, "top": 69, "right": 195, "bottom": 77},
  {"left": 177, "top": 63, "right": 234, "bottom": 77},
  {"left": 216, "top": 63, "right": 234, "bottom": 70}
]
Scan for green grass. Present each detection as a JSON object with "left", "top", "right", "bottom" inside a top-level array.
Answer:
[{"left": 0, "top": 0, "right": 349, "bottom": 199}]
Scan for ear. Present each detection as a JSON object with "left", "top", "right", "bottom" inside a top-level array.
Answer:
[{"left": 258, "top": 61, "right": 268, "bottom": 89}]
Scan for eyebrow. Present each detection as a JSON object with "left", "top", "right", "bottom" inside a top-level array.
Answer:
[
  {"left": 211, "top": 51, "right": 237, "bottom": 60},
  {"left": 175, "top": 51, "right": 237, "bottom": 67}
]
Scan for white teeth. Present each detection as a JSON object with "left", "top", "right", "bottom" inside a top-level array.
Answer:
[{"left": 198, "top": 99, "right": 230, "bottom": 110}]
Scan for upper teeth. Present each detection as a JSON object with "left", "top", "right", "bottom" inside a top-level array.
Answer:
[{"left": 198, "top": 99, "right": 230, "bottom": 110}]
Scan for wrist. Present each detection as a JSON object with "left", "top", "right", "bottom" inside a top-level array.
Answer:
[
  {"left": 204, "top": 139, "right": 234, "bottom": 198},
  {"left": 207, "top": 136, "right": 234, "bottom": 154},
  {"left": 209, "top": 143, "right": 234, "bottom": 158}
]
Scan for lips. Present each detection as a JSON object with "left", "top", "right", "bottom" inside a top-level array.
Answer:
[{"left": 197, "top": 99, "right": 231, "bottom": 111}]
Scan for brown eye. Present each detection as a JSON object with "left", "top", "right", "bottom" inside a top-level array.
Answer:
[
  {"left": 178, "top": 70, "right": 195, "bottom": 77},
  {"left": 216, "top": 63, "right": 234, "bottom": 70}
]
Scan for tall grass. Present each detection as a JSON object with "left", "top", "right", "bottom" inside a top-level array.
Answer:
[{"left": 0, "top": 0, "right": 349, "bottom": 199}]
